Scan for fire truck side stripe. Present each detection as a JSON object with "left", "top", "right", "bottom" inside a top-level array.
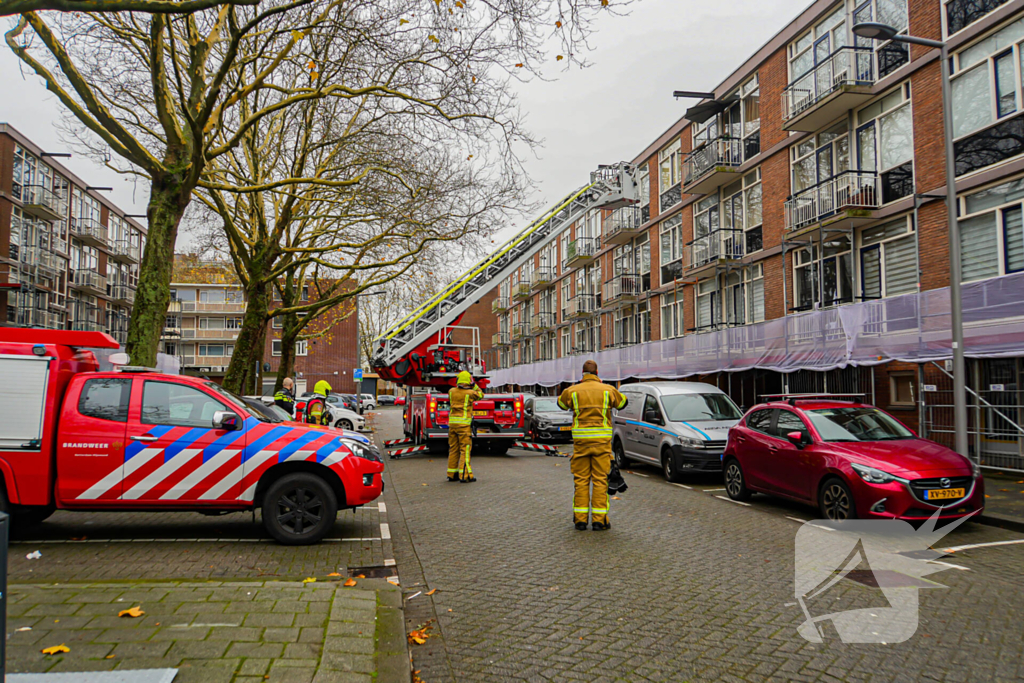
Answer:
[
  {"left": 122, "top": 447, "right": 202, "bottom": 500},
  {"left": 200, "top": 418, "right": 254, "bottom": 462},
  {"left": 200, "top": 449, "right": 277, "bottom": 500},
  {"left": 163, "top": 429, "right": 209, "bottom": 462},
  {"left": 277, "top": 431, "right": 324, "bottom": 461},
  {"left": 315, "top": 437, "right": 345, "bottom": 462},
  {"left": 242, "top": 427, "right": 292, "bottom": 462},
  {"left": 77, "top": 447, "right": 163, "bottom": 500},
  {"left": 124, "top": 426, "right": 174, "bottom": 460},
  {"left": 159, "top": 448, "right": 240, "bottom": 500}
]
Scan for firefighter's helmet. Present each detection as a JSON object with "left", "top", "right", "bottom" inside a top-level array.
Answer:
[
  {"left": 314, "top": 380, "right": 333, "bottom": 396},
  {"left": 456, "top": 371, "right": 473, "bottom": 386}
]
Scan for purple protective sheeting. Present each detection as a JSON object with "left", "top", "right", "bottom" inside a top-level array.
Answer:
[{"left": 489, "top": 271, "right": 1024, "bottom": 387}]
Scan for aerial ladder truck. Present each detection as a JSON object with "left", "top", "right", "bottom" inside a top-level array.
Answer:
[{"left": 371, "top": 163, "right": 640, "bottom": 458}]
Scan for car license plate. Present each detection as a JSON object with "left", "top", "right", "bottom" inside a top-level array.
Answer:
[
  {"left": 473, "top": 410, "right": 488, "bottom": 416},
  {"left": 924, "top": 487, "right": 965, "bottom": 500},
  {"left": 559, "top": 426, "right": 572, "bottom": 431}
]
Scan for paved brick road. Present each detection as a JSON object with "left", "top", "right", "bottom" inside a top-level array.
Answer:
[{"left": 374, "top": 408, "right": 1024, "bottom": 683}]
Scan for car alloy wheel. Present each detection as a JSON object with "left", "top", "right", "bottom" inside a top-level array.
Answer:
[
  {"left": 662, "top": 449, "right": 682, "bottom": 483},
  {"left": 337, "top": 419, "right": 353, "bottom": 430},
  {"left": 262, "top": 473, "right": 338, "bottom": 545},
  {"left": 821, "top": 480, "right": 854, "bottom": 521},
  {"left": 724, "top": 459, "right": 751, "bottom": 501},
  {"left": 613, "top": 439, "right": 628, "bottom": 469}
]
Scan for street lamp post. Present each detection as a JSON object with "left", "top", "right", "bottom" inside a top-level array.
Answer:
[{"left": 853, "top": 22, "right": 968, "bottom": 458}]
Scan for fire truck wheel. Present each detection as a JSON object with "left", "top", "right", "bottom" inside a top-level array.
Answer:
[
  {"left": 336, "top": 418, "right": 353, "bottom": 430},
  {"left": 13, "top": 505, "right": 56, "bottom": 527},
  {"left": 262, "top": 473, "right": 338, "bottom": 545}
]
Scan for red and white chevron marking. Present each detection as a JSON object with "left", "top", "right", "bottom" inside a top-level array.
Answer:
[
  {"left": 383, "top": 438, "right": 413, "bottom": 448},
  {"left": 513, "top": 441, "right": 564, "bottom": 455},
  {"left": 389, "top": 445, "right": 429, "bottom": 457}
]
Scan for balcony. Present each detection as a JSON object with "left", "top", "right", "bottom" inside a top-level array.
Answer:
[
  {"left": 512, "top": 281, "right": 532, "bottom": 301},
  {"left": 603, "top": 205, "right": 645, "bottom": 246},
  {"left": 71, "top": 269, "right": 108, "bottom": 295},
  {"left": 181, "top": 328, "right": 241, "bottom": 340},
  {"left": 70, "top": 217, "right": 108, "bottom": 247},
  {"left": 564, "top": 237, "right": 600, "bottom": 269},
  {"left": 603, "top": 274, "right": 642, "bottom": 307},
  {"left": 784, "top": 171, "right": 881, "bottom": 234},
  {"left": 685, "top": 229, "right": 745, "bottom": 276},
  {"left": 568, "top": 294, "right": 598, "bottom": 320},
  {"left": 108, "top": 328, "right": 128, "bottom": 345},
  {"left": 182, "top": 299, "right": 246, "bottom": 313},
  {"left": 683, "top": 138, "right": 743, "bottom": 195},
  {"left": 110, "top": 284, "right": 136, "bottom": 305},
  {"left": 183, "top": 356, "right": 230, "bottom": 371},
  {"left": 52, "top": 235, "right": 68, "bottom": 255},
  {"left": 511, "top": 320, "right": 532, "bottom": 339},
  {"left": 531, "top": 311, "right": 556, "bottom": 332},
  {"left": 71, "top": 308, "right": 105, "bottom": 332},
  {"left": 110, "top": 239, "right": 140, "bottom": 263},
  {"left": 491, "top": 296, "right": 510, "bottom": 314},
  {"left": 492, "top": 331, "right": 511, "bottom": 347},
  {"left": 782, "top": 47, "right": 875, "bottom": 132},
  {"left": 22, "top": 246, "right": 58, "bottom": 276},
  {"left": 20, "top": 184, "right": 65, "bottom": 222},
  {"left": 12, "top": 307, "right": 57, "bottom": 329},
  {"left": 531, "top": 267, "right": 555, "bottom": 291}
]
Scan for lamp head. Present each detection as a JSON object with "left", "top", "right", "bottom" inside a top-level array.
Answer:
[{"left": 852, "top": 22, "right": 899, "bottom": 41}]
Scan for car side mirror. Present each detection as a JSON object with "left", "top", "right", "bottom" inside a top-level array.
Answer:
[
  {"left": 786, "top": 431, "right": 807, "bottom": 448},
  {"left": 644, "top": 410, "right": 662, "bottom": 425},
  {"left": 213, "top": 410, "right": 241, "bottom": 430}
]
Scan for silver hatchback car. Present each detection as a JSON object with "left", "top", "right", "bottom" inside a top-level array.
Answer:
[{"left": 612, "top": 382, "right": 743, "bottom": 481}]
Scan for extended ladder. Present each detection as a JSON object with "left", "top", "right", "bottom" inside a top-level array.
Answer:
[{"left": 371, "top": 163, "right": 638, "bottom": 371}]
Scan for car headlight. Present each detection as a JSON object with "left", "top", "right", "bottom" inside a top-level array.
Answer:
[
  {"left": 969, "top": 458, "right": 982, "bottom": 479},
  {"left": 535, "top": 419, "right": 551, "bottom": 429},
  {"left": 345, "top": 441, "right": 382, "bottom": 463},
  {"left": 678, "top": 436, "right": 704, "bottom": 449},
  {"left": 851, "top": 463, "right": 905, "bottom": 484}
]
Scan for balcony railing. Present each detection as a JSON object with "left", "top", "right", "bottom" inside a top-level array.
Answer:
[
  {"left": 110, "top": 284, "right": 136, "bottom": 304},
  {"left": 492, "top": 331, "right": 511, "bottom": 346},
  {"left": 531, "top": 267, "right": 555, "bottom": 290},
  {"left": 531, "top": 312, "right": 556, "bottom": 332},
  {"left": 111, "top": 239, "right": 140, "bottom": 262},
  {"left": 683, "top": 138, "right": 743, "bottom": 189},
  {"left": 685, "top": 229, "right": 745, "bottom": 271},
  {"left": 603, "top": 274, "right": 642, "bottom": 305},
  {"left": 72, "top": 313, "right": 105, "bottom": 332},
  {"left": 52, "top": 236, "right": 68, "bottom": 255},
  {"left": 492, "top": 296, "right": 510, "bottom": 314},
  {"left": 21, "top": 184, "right": 65, "bottom": 221},
  {"left": 181, "top": 328, "right": 241, "bottom": 340},
  {"left": 512, "top": 281, "right": 532, "bottom": 300},
  {"left": 12, "top": 307, "right": 57, "bottom": 328},
  {"left": 784, "top": 171, "right": 881, "bottom": 232},
  {"left": 72, "top": 269, "right": 107, "bottom": 293},
  {"left": 782, "top": 47, "right": 875, "bottom": 129},
  {"left": 183, "top": 300, "right": 246, "bottom": 313},
  {"left": 603, "top": 205, "right": 645, "bottom": 245},
  {"left": 22, "top": 246, "right": 58, "bottom": 275},
  {"left": 511, "top": 320, "right": 532, "bottom": 339},
  {"left": 565, "top": 237, "right": 600, "bottom": 268},
  {"left": 69, "top": 217, "right": 108, "bottom": 246},
  {"left": 568, "top": 294, "right": 598, "bottom": 319}
]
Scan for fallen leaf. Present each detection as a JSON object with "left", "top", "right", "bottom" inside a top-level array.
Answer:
[
  {"left": 399, "top": 18, "right": 409, "bottom": 25},
  {"left": 327, "top": 572, "right": 341, "bottom": 577},
  {"left": 118, "top": 606, "right": 144, "bottom": 618},
  {"left": 447, "top": 608, "right": 453, "bottom": 612},
  {"left": 344, "top": 578, "right": 357, "bottom": 587},
  {"left": 999, "top": 489, "right": 1010, "bottom": 492},
  {"left": 515, "top": 63, "right": 524, "bottom": 68},
  {"left": 357, "top": 574, "right": 366, "bottom": 579},
  {"left": 555, "top": 20, "right": 562, "bottom": 27},
  {"left": 556, "top": 55, "right": 564, "bottom": 61},
  {"left": 612, "top": 496, "right": 621, "bottom": 500},
  {"left": 41, "top": 644, "right": 69, "bottom": 655},
  {"left": 105, "top": 654, "right": 115, "bottom": 659},
  {"left": 426, "top": 588, "right": 437, "bottom": 596},
  {"left": 303, "top": 577, "right": 316, "bottom": 584},
  {"left": 428, "top": 34, "right": 439, "bottom": 43}
]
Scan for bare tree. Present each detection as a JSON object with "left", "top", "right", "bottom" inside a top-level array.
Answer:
[{"left": 0, "top": 0, "right": 257, "bottom": 18}]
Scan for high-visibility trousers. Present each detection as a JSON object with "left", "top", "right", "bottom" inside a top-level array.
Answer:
[
  {"left": 571, "top": 439, "right": 611, "bottom": 524},
  {"left": 448, "top": 425, "right": 474, "bottom": 480}
]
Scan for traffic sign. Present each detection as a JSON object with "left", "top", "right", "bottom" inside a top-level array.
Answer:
[{"left": 354, "top": 368, "right": 363, "bottom": 381}]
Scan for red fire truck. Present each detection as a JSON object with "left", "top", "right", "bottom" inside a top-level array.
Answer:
[
  {"left": 0, "top": 329, "right": 383, "bottom": 545},
  {"left": 403, "top": 391, "right": 526, "bottom": 455}
]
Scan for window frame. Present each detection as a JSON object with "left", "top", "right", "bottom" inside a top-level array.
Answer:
[
  {"left": 958, "top": 175, "right": 1024, "bottom": 281},
  {"left": 140, "top": 380, "right": 230, "bottom": 429}
]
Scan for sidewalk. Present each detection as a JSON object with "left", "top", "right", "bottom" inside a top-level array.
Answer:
[
  {"left": 5, "top": 578, "right": 409, "bottom": 683},
  {"left": 980, "top": 471, "right": 1024, "bottom": 533}
]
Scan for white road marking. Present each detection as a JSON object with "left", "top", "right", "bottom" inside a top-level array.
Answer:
[
  {"left": 380, "top": 523, "right": 391, "bottom": 540},
  {"left": 670, "top": 483, "right": 692, "bottom": 490},
  {"left": 715, "top": 495, "right": 751, "bottom": 507},
  {"left": 624, "top": 471, "right": 649, "bottom": 478},
  {"left": 941, "top": 539, "right": 1024, "bottom": 553},
  {"left": 927, "top": 560, "right": 971, "bottom": 571},
  {"left": 378, "top": 502, "right": 387, "bottom": 513},
  {"left": 170, "top": 623, "right": 240, "bottom": 628},
  {"left": 12, "top": 537, "right": 382, "bottom": 545},
  {"left": 786, "top": 516, "right": 811, "bottom": 524},
  {"left": 704, "top": 488, "right": 726, "bottom": 492}
]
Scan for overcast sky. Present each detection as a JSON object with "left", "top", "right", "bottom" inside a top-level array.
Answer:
[{"left": 0, "top": 0, "right": 802, "bottom": 247}]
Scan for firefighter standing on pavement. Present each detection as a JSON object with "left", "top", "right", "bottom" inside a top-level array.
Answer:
[
  {"left": 275, "top": 377, "right": 296, "bottom": 417},
  {"left": 558, "top": 360, "right": 628, "bottom": 530},
  {"left": 304, "top": 380, "right": 333, "bottom": 426},
  {"left": 448, "top": 371, "right": 484, "bottom": 482}
]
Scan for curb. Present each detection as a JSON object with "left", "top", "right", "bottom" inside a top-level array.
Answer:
[
  {"left": 975, "top": 512, "right": 1024, "bottom": 535},
  {"left": 376, "top": 583, "right": 412, "bottom": 683}
]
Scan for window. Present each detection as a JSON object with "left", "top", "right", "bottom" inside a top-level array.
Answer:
[
  {"left": 747, "top": 264, "right": 765, "bottom": 323},
  {"left": 696, "top": 278, "right": 719, "bottom": 330},
  {"left": 227, "top": 317, "right": 243, "bottom": 330},
  {"left": 794, "top": 234, "right": 854, "bottom": 310},
  {"left": 272, "top": 316, "right": 283, "bottom": 329},
  {"left": 560, "top": 231, "right": 570, "bottom": 272},
  {"left": 638, "top": 165, "right": 651, "bottom": 223},
  {"left": 78, "top": 378, "right": 131, "bottom": 422},
  {"left": 856, "top": 83, "right": 913, "bottom": 203},
  {"left": 890, "top": 372, "right": 916, "bottom": 406},
  {"left": 199, "top": 317, "right": 225, "bottom": 330},
  {"left": 200, "top": 289, "right": 225, "bottom": 304},
  {"left": 951, "top": 16, "right": 1024, "bottom": 175},
  {"left": 659, "top": 141, "right": 682, "bottom": 195},
  {"left": 860, "top": 216, "right": 918, "bottom": 297},
  {"left": 198, "top": 344, "right": 227, "bottom": 356},
  {"left": 642, "top": 395, "right": 664, "bottom": 424},
  {"left": 272, "top": 340, "right": 307, "bottom": 356},
  {"left": 854, "top": 0, "right": 910, "bottom": 79},
  {"left": 142, "top": 382, "right": 229, "bottom": 428},
  {"left": 747, "top": 408, "right": 773, "bottom": 433},
  {"left": 791, "top": 122, "right": 851, "bottom": 197},
  {"left": 661, "top": 290, "right": 684, "bottom": 339},
  {"left": 946, "top": 0, "right": 1013, "bottom": 37},
  {"left": 722, "top": 168, "right": 763, "bottom": 257},
  {"left": 659, "top": 214, "right": 684, "bottom": 284},
  {"left": 959, "top": 176, "right": 1024, "bottom": 281},
  {"left": 774, "top": 410, "right": 810, "bottom": 439},
  {"left": 724, "top": 264, "right": 765, "bottom": 325},
  {"left": 561, "top": 327, "right": 571, "bottom": 356}
]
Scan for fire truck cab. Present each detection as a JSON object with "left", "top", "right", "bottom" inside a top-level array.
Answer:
[
  {"left": 404, "top": 390, "right": 526, "bottom": 455},
  {"left": 0, "top": 329, "right": 384, "bottom": 545}
]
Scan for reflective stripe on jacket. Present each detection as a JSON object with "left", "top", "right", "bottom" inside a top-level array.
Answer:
[
  {"left": 274, "top": 389, "right": 295, "bottom": 416},
  {"left": 448, "top": 385, "right": 484, "bottom": 425},
  {"left": 558, "top": 374, "right": 628, "bottom": 440}
]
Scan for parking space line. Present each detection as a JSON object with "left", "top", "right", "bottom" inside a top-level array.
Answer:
[
  {"left": 715, "top": 495, "right": 750, "bottom": 507},
  {"left": 941, "top": 539, "right": 1024, "bottom": 553},
  {"left": 704, "top": 488, "right": 726, "bottom": 492},
  {"left": 624, "top": 471, "right": 649, "bottom": 478},
  {"left": 928, "top": 559, "right": 971, "bottom": 571},
  {"left": 670, "top": 483, "right": 692, "bottom": 490},
  {"left": 380, "top": 523, "right": 392, "bottom": 540},
  {"left": 11, "top": 537, "right": 381, "bottom": 545},
  {"left": 378, "top": 502, "right": 387, "bottom": 513},
  {"left": 785, "top": 516, "right": 811, "bottom": 524}
]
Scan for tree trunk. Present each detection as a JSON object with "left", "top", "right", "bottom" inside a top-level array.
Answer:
[
  {"left": 223, "top": 278, "right": 269, "bottom": 394},
  {"left": 125, "top": 173, "right": 190, "bottom": 366}
]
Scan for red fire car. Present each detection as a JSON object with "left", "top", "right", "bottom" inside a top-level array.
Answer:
[{"left": 723, "top": 397, "right": 984, "bottom": 521}]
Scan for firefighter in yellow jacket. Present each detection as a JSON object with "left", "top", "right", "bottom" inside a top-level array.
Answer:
[
  {"left": 558, "top": 360, "right": 628, "bottom": 530},
  {"left": 448, "top": 371, "right": 485, "bottom": 482}
]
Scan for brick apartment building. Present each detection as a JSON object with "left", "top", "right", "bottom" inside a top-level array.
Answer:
[
  {"left": 475, "top": 0, "right": 1024, "bottom": 471},
  {"left": 0, "top": 124, "right": 147, "bottom": 342},
  {"left": 161, "top": 256, "right": 360, "bottom": 395}
]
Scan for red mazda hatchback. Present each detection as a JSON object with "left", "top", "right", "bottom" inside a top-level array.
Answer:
[{"left": 723, "top": 397, "right": 984, "bottom": 521}]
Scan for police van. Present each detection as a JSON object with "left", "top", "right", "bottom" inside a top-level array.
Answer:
[{"left": 612, "top": 382, "right": 743, "bottom": 481}]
